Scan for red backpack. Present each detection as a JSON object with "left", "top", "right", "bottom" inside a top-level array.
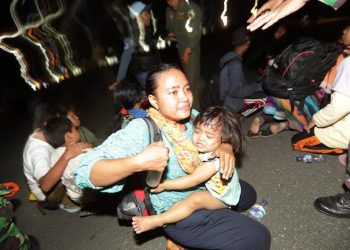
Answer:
[{"left": 116, "top": 117, "right": 161, "bottom": 220}]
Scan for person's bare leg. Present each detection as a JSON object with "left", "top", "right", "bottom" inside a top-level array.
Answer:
[
  {"left": 132, "top": 191, "right": 226, "bottom": 234},
  {"left": 249, "top": 116, "right": 264, "bottom": 134},
  {"left": 249, "top": 114, "right": 274, "bottom": 134}
]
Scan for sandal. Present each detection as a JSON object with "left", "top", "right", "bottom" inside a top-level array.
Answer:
[
  {"left": 260, "top": 127, "right": 276, "bottom": 137},
  {"left": 260, "top": 126, "right": 286, "bottom": 137},
  {"left": 246, "top": 130, "right": 262, "bottom": 138}
]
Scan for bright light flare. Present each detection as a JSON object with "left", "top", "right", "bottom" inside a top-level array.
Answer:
[
  {"left": 220, "top": 0, "right": 228, "bottom": 26},
  {"left": 251, "top": 0, "right": 259, "bottom": 17}
]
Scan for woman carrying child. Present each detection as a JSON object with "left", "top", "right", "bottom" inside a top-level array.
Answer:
[
  {"left": 76, "top": 64, "right": 270, "bottom": 250},
  {"left": 132, "top": 106, "right": 243, "bottom": 234}
]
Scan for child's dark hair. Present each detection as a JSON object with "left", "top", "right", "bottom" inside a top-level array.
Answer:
[
  {"left": 114, "top": 80, "right": 146, "bottom": 110},
  {"left": 31, "top": 101, "right": 67, "bottom": 130},
  {"left": 193, "top": 106, "right": 243, "bottom": 154},
  {"left": 43, "top": 116, "right": 73, "bottom": 148}
]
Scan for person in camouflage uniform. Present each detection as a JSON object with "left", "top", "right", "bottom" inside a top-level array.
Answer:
[
  {"left": 165, "top": 0, "right": 202, "bottom": 109},
  {"left": 0, "top": 183, "right": 32, "bottom": 249}
]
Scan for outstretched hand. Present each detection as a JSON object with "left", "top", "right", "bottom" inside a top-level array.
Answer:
[{"left": 247, "top": 0, "right": 309, "bottom": 31}]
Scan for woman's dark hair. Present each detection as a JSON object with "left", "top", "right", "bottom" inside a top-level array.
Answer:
[
  {"left": 43, "top": 116, "right": 73, "bottom": 148},
  {"left": 145, "top": 63, "right": 180, "bottom": 96},
  {"left": 193, "top": 106, "right": 243, "bottom": 155},
  {"left": 114, "top": 80, "right": 145, "bottom": 110},
  {"left": 31, "top": 101, "right": 67, "bottom": 130}
]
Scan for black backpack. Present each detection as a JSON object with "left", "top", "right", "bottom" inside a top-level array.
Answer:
[
  {"left": 262, "top": 37, "right": 339, "bottom": 112},
  {"left": 116, "top": 114, "right": 196, "bottom": 220},
  {"left": 200, "top": 58, "right": 238, "bottom": 110},
  {"left": 116, "top": 117, "right": 161, "bottom": 220}
]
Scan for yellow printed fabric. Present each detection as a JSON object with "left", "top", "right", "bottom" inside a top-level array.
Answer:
[{"left": 148, "top": 108, "right": 201, "bottom": 174}]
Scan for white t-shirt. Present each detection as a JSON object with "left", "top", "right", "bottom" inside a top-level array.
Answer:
[
  {"left": 23, "top": 132, "right": 54, "bottom": 201},
  {"left": 51, "top": 147, "right": 91, "bottom": 202}
]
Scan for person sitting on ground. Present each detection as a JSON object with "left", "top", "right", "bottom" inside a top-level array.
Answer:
[
  {"left": 75, "top": 64, "right": 270, "bottom": 250},
  {"left": 292, "top": 25, "right": 350, "bottom": 154},
  {"left": 132, "top": 106, "right": 243, "bottom": 234},
  {"left": 23, "top": 102, "right": 91, "bottom": 207},
  {"left": 247, "top": 25, "right": 350, "bottom": 138},
  {"left": 219, "top": 27, "right": 266, "bottom": 116},
  {"left": 112, "top": 80, "right": 148, "bottom": 131},
  {"left": 46, "top": 116, "right": 92, "bottom": 208},
  {"left": 66, "top": 104, "right": 101, "bottom": 147}
]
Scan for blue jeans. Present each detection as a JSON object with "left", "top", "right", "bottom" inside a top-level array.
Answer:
[{"left": 164, "top": 180, "right": 271, "bottom": 250}]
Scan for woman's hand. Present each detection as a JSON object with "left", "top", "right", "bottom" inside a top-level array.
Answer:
[
  {"left": 134, "top": 141, "right": 169, "bottom": 173},
  {"left": 213, "top": 144, "right": 235, "bottom": 180},
  {"left": 247, "top": 0, "right": 309, "bottom": 31},
  {"left": 304, "top": 119, "right": 315, "bottom": 133}
]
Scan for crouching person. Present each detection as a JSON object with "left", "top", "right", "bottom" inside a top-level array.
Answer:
[{"left": 75, "top": 64, "right": 271, "bottom": 249}]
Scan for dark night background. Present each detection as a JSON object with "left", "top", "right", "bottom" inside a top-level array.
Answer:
[
  {"left": 0, "top": 1, "right": 350, "bottom": 249},
  {"left": 0, "top": 0, "right": 349, "bottom": 149}
]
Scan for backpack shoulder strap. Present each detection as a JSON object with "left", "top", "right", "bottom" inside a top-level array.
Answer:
[
  {"left": 140, "top": 116, "right": 163, "bottom": 216},
  {"left": 189, "top": 113, "right": 196, "bottom": 124},
  {"left": 142, "top": 117, "right": 163, "bottom": 144},
  {"left": 121, "top": 114, "right": 135, "bottom": 129}
]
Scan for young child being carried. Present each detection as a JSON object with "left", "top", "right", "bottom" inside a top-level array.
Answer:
[{"left": 132, "top": 106, "right": 243, "bottom": 234}]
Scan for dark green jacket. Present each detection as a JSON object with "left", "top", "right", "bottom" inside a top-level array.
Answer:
[{"left": 166, "top": 0, "right": 202, "bottom": 53}]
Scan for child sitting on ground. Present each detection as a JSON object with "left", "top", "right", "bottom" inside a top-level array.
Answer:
[
  {"left": 44, "top": 116, "right": 92, "bottom": 208},
  {"left": 112, "top": 80, "right": 148, "bottom": 131},
  {"left": 132, "top": 106, "right": 243, "bottom": 234}
]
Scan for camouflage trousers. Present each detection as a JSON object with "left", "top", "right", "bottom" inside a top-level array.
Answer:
[{"left": 0, "top": 186, "right": 31, "bottom": 249}]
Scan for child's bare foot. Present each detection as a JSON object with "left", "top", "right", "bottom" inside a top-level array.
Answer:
[{"left": 132, "top": 216, "right": 162, "bottom": 234}]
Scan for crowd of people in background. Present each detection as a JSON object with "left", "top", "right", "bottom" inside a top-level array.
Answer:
[{"left": 18, "top": 0, "right": 350, "bottom": 249}]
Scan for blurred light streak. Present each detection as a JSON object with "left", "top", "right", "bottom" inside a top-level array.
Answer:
[
  {"left": 0, "top": 0, "right": 41, "bottom": 90},
  {"left": 184, "top": 0, "right": 193, "bottom": 33},
  {"left": 251, "top": 0, "right": 259, "bottom": 17},
  {"left": 220, "top": 0, "right": 228, "bottom": 26},
  {"left": 36, "top": 0, "right": 81, "bottom": 77},
  {"left": 134, "top": 12, "right": 150, "bottom": 52},
  {"left": 13, "top": 0, "right": 61, "bottom": 83},
  {"left": 151, "top": 10, "right": 157, "bottom": 35}
]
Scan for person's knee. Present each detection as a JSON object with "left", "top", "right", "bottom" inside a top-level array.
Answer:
[
  {"left": 247, "top": 221, "right": 271, "bottom": 249},
  {"left": 257, "top": 224, "right": 271, "bottom": 249},
  {"left": 188, "top": 192, "right": 205, "bottom": 208}
]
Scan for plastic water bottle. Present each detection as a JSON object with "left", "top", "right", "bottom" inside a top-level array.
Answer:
[
  {"left": 296, "top": 154, "right": 325, "bottom": 163},
  {"left": 248, "top": 198, "right": 269, "bottom": 221},
  {"left": 146, "top": 171, "right": 163, "bottom": 188}
]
